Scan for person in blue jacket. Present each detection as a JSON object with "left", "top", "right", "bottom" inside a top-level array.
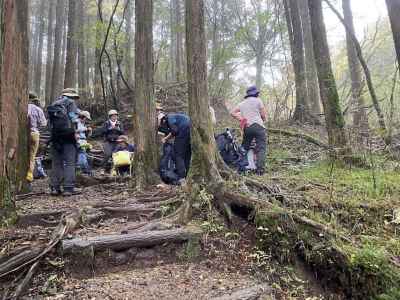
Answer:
[{"left": 158, "top": 112, "right": 191, "bottom": 181}]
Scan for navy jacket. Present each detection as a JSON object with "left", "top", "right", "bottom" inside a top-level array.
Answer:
[{"left": 158, "top": 113, "right": 191, "bottom": 137}]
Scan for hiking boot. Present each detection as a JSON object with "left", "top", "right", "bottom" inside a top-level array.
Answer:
[
  {"left": 50, "top": 187, "right": 62, "bottom": 196},
  {"left": 63, "top": 188, "right": 82, "bottom": 197},
  {"left": 255, "top": 168, "right": 265, "bottom": 176}
]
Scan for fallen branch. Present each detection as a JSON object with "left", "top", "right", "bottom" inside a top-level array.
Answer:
[
  {"left": 12, "top": 260, "right": 40, "bottom": 299},
  {"left": 269, "top": 128, "right": 330, "bottom": 149}
]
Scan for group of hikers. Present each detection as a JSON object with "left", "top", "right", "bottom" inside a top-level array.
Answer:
[{"left": 26, "top": 85, "right": 267, "bottom": 196}]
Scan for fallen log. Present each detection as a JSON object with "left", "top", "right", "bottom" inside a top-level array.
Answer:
[
  {"left": 268, "top": 128, "right": 329, "bottom": 149},
  {"left": 61, "top": 227, "right": 201, "bottom": 254},
  {"left": 211, "top": 284, "right": 273, "bottom": 300}
]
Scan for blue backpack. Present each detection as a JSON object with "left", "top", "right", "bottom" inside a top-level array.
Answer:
[
  {"left": 159, "top": 143, "right": 180, "bottom": 185},
  {"left": 215, "top": 129, "right": 248, "bottom": 173}
]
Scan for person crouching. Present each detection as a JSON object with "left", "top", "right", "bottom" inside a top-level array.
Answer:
[
  {"left": 111, "top": 135, "right": 135, "bottom": 176},
  {"left": 157, "top": 112, "right": 191, "bottom": 184}
]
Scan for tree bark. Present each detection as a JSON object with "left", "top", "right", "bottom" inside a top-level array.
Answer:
[
  {"left": 0, "top": 0, "right": 29, "bottom": 221},
  {"left": 286, "top": 0, "right": 309, "bottom": 123},
  {"left": 342, "top": 0, "right": 369, "bottom": 133},
  {"left": 94, "top": 0, "right": 103, "bottom": 104},
  {"left": 133, "top": 0, "right": 159, "bottom": 189},
  {"left": 50, "top": 0, "right": 65, "bottom": 102},
  {"left": 298, "top": 0, "right": 322, "bottom": 116},
  {"left": 308, "top": 0, "right": 348, "bottom": 149},
  {"left": 33, "top": 0, "right": 46, "bottom": 97},
  {"left": 77, "top": 0, "right": 87, "bottom": 99},
  {"left": 386, "top": 0, "right": 400, "bottom": 67},
  {"left": 64, "top": 0, "right": 77, "bottom": 88},
  {"left": 174, "top": 0, "right": 184, "bottom": 81},
  {"left": 185, "top": 0, "right": 221, "bottom": 183},
  {"left": 255, "top": 54, "right": 264, "bottom": 90},
  {"left": 44, "top": 0, "right": 55, "bottom": 105},
  {"left": 124, "top": 0, "right": 134, "bottom": 85}
]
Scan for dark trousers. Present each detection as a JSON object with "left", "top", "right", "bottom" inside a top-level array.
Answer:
[
  {"left": 50, "top": 142, "right": 77, "bottom": 190},
  {"left": 174, "top": 127, "right": 191, "bottom": 179},
  {"left": 102, "top": 141, "right": 117, "bottom": 170},
  {"left": 242, "top": 123, "right": 267, "bottom": 171}
]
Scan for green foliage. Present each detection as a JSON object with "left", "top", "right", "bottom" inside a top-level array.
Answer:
[
  {"left": 292, "top": 159, "right": 400, "bottom": 200},
  {"left": 349, "top": 244, "right": 400, "bottom": 297}
]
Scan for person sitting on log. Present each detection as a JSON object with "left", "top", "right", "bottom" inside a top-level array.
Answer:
[
  {"left": 111, "top": 135, "right": 135, "bottom": 176},
  {"left": 231, "top": 85, "right": 267, "bottom": 176},
  {"left": 76, "top": 111, "right": 93, "bottom": 175},
  {"left": 101, "top": 109, "right": 124, "bottom": 174},
  {"left": 157, "top": 111, "right": 191, "bottom": 185}
]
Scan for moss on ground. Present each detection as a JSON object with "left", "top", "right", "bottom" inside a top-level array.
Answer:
[{"left": 254, "top": 152, "right": 400, "bottom": 299}]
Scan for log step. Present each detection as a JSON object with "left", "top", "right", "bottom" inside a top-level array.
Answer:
[{"left": 61, "top": 227, "right": 202, "bottom": 254}]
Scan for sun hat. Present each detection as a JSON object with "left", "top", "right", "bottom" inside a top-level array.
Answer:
[
  {"left": 61, "top": 88, "right": 80, "bottom": 99},
  {"left": 116, "top": 135, "right": 128, "bottom": 143},
  {"left": 245, "top": 86, "right": 260, "bottom": 98},
  {"left": 108, "top": 109, "right": 118, "bottom": 116},
  {"left": 79, "top": 110, "right": 92, "bottom": 120}
]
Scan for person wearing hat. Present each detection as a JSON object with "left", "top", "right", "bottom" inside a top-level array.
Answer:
[
  {"left": 231, "top": 85, "right": 267, "bottom": 175},
  {"left": 76, "top": 111, "right": 93, "bottom": 175},
  {"left": 157, "top": 112, "right": 191, "bottom": 182},
  {"left": 26, "top": 92, "right": 47, "bottom": 188},
  {"left": 101, "top": 109, "right": 124, "bottom": 173},
  {"left": 111, "top": 135, "right": 135, "bottom": 176},
  {"left": 48, "top": 88, "right": 81, "bottom": 196}
]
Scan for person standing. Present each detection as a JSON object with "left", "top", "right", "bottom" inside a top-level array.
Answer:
[
  {"left": 231, "top": 86, "right": 267, "bottom": 175},
  {"left": 26, "top": 92, "right": 47, "bottom": 189},
  {"left": 101, "top": 109, "right": 124, "bottom": 173},
  {"left": 47, "top": 88, "right": 81, "bottom": 196},
  {"left": 158, "top": 112, "right": 191, "bottom": 182}
]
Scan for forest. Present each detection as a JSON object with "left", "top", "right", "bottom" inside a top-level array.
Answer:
[{"left": 1, "top": 0, "right": 400, "bottom": 299}]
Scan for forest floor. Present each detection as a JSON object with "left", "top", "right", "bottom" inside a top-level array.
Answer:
[{"left": 1, "top": 125, "right": 400, "bottom": 299}]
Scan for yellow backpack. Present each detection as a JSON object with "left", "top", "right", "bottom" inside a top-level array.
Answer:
[{"left": 112, "top": 151, "right": 132, "bottom": 167}]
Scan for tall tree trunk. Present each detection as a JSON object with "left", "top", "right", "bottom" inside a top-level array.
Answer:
[
  {"left": 298, "top": 0, "right": 321, "bottom": 116},
  {"left": 64, "top": 0, "right": 77, "bottom": 88},
  {"left": 185, "top": 0, "right": 221, "bottom": 183},
  {"left": 77, "top": 0, "right": 87, "bottom": 99},
  {"left": 33, "top": 0, "right": 46, "bottom": 97},
  {"left": 174, "top": 0, "right": 183, "bottom": 81},
  {"left": 0, "top": 0, "right": 29, "bottom": 221},
  {"left": 286, "top": 0, "right": 309, "bottom": 123},
  {"left": 169, "top": 0, "right": 176, "bottom": 81},
  {"left": 29, "top": 1, "right": 40, "bottom": 91},
  {"left": 124, "top": 0, "right": 134, "bottom": 85},
  {"left": 386, "top": 0, "right": 400, "bottom": 67},
  {"left": 94, "top": 1, "right": 103, "bottom": 102},
  {"left": 45, "top": 0, "right": 55, "bottom": 105},
  {"left": 308, "top": 0, "right": 348, "bottom": 149},
  {"left": 342, "top": 0, "right": 369, "bottom": 133},
  {"left": 255, "top": 54, "right": 264, "bottom": 90},
  {"left": 133, "top": 0, "right": 159, "bottom": 189},
  {"left": 50, "top": 0, "right": 65, "bottom": 102},
  {"left": 59, "top": 8, "right": 68, "bottom": 93}
]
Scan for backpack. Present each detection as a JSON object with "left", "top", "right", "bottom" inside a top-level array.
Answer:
[
  {"left": 47, "top": 99, "right": 75, "bottom": 140},
  {"left": 159, "top": 143, "right": 180, "bottom": 185},
  {"left": 215, "top": 129, "right": 248, "bottom": 173}
]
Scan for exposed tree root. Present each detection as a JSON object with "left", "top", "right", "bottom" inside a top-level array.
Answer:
[{"left": 11, "top": 260, "right": 40, "bottom": 300}]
